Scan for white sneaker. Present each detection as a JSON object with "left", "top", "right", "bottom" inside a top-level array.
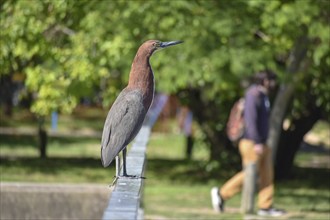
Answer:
[
  {"left": 211, "top": 187, "right": 224, "bottom": 212},
  {"left": 257, "top": 207, "right": 286, "bottom": 217}
]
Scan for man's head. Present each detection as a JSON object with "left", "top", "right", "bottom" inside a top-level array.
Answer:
[{"left": 254, "top": 70, "right": 277, "bottom": 92}]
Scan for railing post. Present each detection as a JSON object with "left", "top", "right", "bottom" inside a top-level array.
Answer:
[{"left": 241, "top": 162, "right": 257, "bottom": 214}]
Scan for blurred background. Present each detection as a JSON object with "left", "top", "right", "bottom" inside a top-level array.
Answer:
[{"left": 0, "top": 0, "right": 329, "bottom": 219}]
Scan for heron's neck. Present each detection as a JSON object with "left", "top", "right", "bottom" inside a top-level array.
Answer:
[{"left": 128, "top": 52, "right": 155, "bottom": 109}]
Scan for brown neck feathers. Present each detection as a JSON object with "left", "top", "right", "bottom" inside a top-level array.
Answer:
[{"left": 128, "top": 48, "right": 155, "bottom": 109}]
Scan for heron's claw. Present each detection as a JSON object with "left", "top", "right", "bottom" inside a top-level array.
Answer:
[
  {"left": 118, "top": 175, "right": 146, "bottom": 179},
  {"left": 109, "top": 176, "right": 119, "bottom": 188},
  {"left": 109, "top": 175, "right": 146, "bottom": 188}
]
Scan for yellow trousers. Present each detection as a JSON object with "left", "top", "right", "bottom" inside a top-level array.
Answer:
[{"left": 220, "top": 139, "right": 274, "bottom": 209}]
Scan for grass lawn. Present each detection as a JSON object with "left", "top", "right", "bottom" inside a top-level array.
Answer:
[
  {"left": 1, "top": 108, "right": 329, "bottom": 219},
  {"left": 0, "top": 135, "right": 114, "bottom": 183},
  {"left": 145, "top": 133, "right": 330, "bottom": 220}
]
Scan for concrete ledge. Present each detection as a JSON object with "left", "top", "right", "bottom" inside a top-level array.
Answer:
[
  {"left": 0, "top": 182, "right": 111, "bottom": 220},
  {"left": 102, "top": 126, "right": 150, "bottom": 220}
]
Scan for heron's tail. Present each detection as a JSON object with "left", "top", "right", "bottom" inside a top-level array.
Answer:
[
  {"left": 101, "top": 148, "right": 110, "bottom": 167},
  {"left": 101, "top": 145, "right": 119, "bottom": 168}
]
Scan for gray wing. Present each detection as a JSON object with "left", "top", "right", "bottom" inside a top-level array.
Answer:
[{"left": 101, "top": 89, "right": 146, "bottom": 167}]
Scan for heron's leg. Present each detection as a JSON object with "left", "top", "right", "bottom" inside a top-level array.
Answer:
[
  {"left": 117, "top": 147, "right": 145, "bottom": 180},
  {"left": 110, "top": 156, "right": 120, "bottom": 187},
  {"left": 115, "top": 156, "right": 120, "bottom": 177},
  {"left": 122, "top": 147, "right": 128, "bottom": 176}
]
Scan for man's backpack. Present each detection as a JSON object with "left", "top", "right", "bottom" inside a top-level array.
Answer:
[{"left": 226, "top": 98, "right": 245, "bottom": 143}]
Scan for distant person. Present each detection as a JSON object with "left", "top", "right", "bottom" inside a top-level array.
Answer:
[
  {"left": 211, "top": 70, "right": 286, "bottom": 217},
  {"left": 178, "top": 106, "right": 194, "bottom": 159}
]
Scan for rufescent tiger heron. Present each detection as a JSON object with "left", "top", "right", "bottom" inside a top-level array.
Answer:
[{"left": 101, "top": 40, "right": 183, "bottom": 181}]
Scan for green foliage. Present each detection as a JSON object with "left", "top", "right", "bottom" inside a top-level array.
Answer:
[{"left": 1, "top": 0, "right": 329, "bottom": 137}]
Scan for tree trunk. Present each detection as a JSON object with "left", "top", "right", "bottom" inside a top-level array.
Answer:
[
  {"left": 178, "top": 88, "right": 230, "bottom": 161},
  {"left": 0, "top": 74, "right": 14, "bottom": 116},
  {"left": 267, "top": 33, "right": 309, "bottom": 162},
  {"left": 38, "top": 117, "right": 48, "bottom": 158},
  {"left": 275, "top": 103, "right": 322, "bottom": 179},
  {"left": 267, "top": 85, "right": 294, "bottom": 160}
]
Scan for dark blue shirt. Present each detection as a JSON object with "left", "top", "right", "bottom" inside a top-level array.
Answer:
[{"left": 243, "top": 85, "right": 270, "bottom": 144}]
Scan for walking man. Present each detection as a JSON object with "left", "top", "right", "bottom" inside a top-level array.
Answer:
[{"left": 211, "top": 70, "right": 285, "bottom": 217}]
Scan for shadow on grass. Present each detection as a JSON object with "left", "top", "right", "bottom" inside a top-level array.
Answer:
[
  {"left": 0, "top": 134, "right": 99, "bottom": 148},
  {"left": 0, "top": 156, "right": 115, "bottom": 183},
  {"left": 147, "top": 158, "right": 330, "bottom": 188},
  {"left": 0, "top": 134, "right": 37, "bottom": 148},
  {"left": 147, "top": 158, "right": 238, "bottom": 184},
  {"left": 278, "top": 166, "right": 330, "bottom": 190},
  {"left": 0, "top": 156, "right": 111, "bottom": 171},
  {"left": 0, "top": 157, "right": 114, "bottom": 168}
]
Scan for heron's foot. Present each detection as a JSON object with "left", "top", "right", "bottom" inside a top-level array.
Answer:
[
  {"left": 109, "top": 175, "right": 146, "bottom": 187},
  {"left": 109, "top": 176, "right": 119, "bottom": 187},
  {"left": 118, "top": 174, "right": 146, "bottom": 179}
]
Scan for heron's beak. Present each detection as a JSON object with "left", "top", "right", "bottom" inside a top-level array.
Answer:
[{"left": 160, "top": 40, "right": 183, "bottom": 48}]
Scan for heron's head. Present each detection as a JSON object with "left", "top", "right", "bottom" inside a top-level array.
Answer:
[
  {"left": 141, "top": 40, "right": 183, "bottom": 56},
  {"left": 154, "top": 40, "right": 183, "bottom": 51}
]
